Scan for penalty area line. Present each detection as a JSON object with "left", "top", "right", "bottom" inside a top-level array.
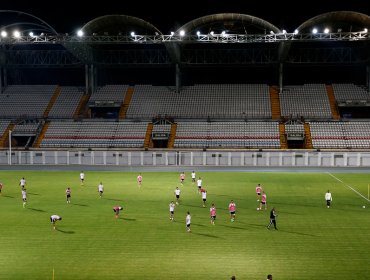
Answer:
[{"left": 326, "top": 172, "right": 370, "bottom": 203}]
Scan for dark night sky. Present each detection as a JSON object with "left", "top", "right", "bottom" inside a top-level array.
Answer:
[
  {"left": 1, "top": 1, "right": 370, "bottom": 86},
  {"left": 2, "top": 0, "right": 370, "bottom": 34}
]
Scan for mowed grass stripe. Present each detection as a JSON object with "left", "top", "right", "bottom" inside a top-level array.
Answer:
[{"left": 0, "top": 171, "right": 369, "bottom": 280}]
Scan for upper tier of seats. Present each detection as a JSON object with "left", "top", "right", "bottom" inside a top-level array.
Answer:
[{"left": 126, "top": 84, "right": 272, "bottom": 119}]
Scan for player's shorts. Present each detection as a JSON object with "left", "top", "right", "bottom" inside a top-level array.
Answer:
[
  {"left": 198, "top": 186, "right": 202, "bottom": 189},
  {"left": 211, "top": 215, "right": 216, "bottom": 220},
  {"left": 176, "top": 195, "right": 180, "bottom": 199},
  {"left": 256, "top": 192, "right": 261, "bottom": 195},
  {"left": 170, "top": 211, "right": 174, "bottom": 214},
  {"left": 203, "top": 198, "right": 206, "bottom": 202},
  {"left": 99, "top": 191, "right": 103, "bottom": 194},
  {"left": 66, "top": 194, "right": 71, "bottom": 198},
  {"left": 22, "top": 198, "right": 27, "bottom": 202},
  {"left": 261, "top": 201, "right": 266, "bottom": 205},
  {"left": 230, "top": 211, "right": 235, "bottom": 215},
  {"left": 186, "top": 223, "right": 191, "bottom": 227}
]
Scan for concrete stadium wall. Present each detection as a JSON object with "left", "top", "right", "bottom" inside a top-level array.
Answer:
[{"left": 1, "top": 150, "right": 370, "bottom": 167}]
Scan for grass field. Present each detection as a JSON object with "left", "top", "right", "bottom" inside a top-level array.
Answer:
[{"left": 0, "top": 170, "right": 369, "bottom": 280}]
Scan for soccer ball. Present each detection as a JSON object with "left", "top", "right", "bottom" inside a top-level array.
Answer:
[
  {"left": 256, "top": 208, "right": 260, "bottom": 211},
  {"left": 363, "top": 205, "right": 366, "bottom": 209}
]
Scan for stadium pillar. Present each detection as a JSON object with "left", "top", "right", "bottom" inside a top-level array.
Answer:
[
  {"left": 279, "top": 63, "right": 283, "bottom": 93},
  {"left": 90, "top": 64, "right": 95, "bottom": 94},
  {"left": 85, "top": 64, "right": 89, "bottom": 94},
  {"left": 367, "top": 64, "right": 370, "bottom": 93},
  {"left": 0, "top": 67, "right": 2, "bottom": 93},
  {"left": 176, "top": 63, "right": 181, "bottom": 93},
  {"left": 3, "top": 67, "right": 7, "bottom": 88}
]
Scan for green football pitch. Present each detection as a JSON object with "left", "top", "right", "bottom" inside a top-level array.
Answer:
[{"left": 0, "top": 170, "right": 369, "bottom": 280}]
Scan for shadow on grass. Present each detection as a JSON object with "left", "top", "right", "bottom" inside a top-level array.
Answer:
[
  {"left": 56, "top": 228, "right": 75, "bottom": 234},
  {"left": 104, "top": 198, "right": 124, "bottom": 202},
  {"left": 28, "top": 192, "right": 40, "bottom": 196},
  {"left": 120, "top": 217, "right": 136, "bottom": 221},
  {"left": 246, "top": 223, "right": 269, "bottom": 228},
  {"left": 2, "top": 195, "right": 14, "bottom": 198},
  {"left": 218, "top": 224, "right": 247, "bottom": 230},
  {"left": 278, "top": 229, "right": 317, "bottom": 237},
  {"left": 28, "top": 207, "right": 46, "bottom": 212},
  {"left": 191, "top": 232, "right": 220, "bottom": 238},
  {"left": 179, "top": 203, "right": 203, "bottom": 209},
  {"left": 192, "top": 223, "right": 207, "bottom": 227},
  {"left": 272, "top": 201, "right": 318, "bottom": 208},
  {"left": 71, "top": 203, "right": 89, "bottom": 207},
  {"left": 278, "top": 211, "right": 301, "bottom": 215}
]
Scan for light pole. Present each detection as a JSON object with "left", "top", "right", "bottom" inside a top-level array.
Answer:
[{"left": 8, "top": 130, "right": 11, "bottom": 165}]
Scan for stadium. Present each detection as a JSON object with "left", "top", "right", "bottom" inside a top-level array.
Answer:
[{"left": 0, "top": 8, "right": 370, "bottom": 280}]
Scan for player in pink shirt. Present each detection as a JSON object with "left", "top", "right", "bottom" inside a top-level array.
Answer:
[
  {"left": 256, "top": 183, "right": 263, "bottom": 201},
  {"left": 180, "top": 172, "right": 185, "bottom": 185},
  {"left": 210, "top": 203, "right": 217, "bottom": 225},
  {"left": 259, "top": 192, "right": 267, "bottom": 210},
  {"left": 137, "top": 174, "right": 143, "bottom": 187},
  {"left": 228, "top": 200, "right": 236, "bottom": 222}
]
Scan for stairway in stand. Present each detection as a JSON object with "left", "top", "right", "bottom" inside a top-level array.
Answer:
[
  {"left": 119, "top": 87, "right": 134, "bottom": 119},
  {"left": 33, "top": 121, "right": 50, "bottom": 148},
  {"left": 144, "top": 123, "right": 154, "bottom": 149},
  {"left": 43, "top": 86, "right": 61, "bottom": 118},
  {"left": 0, "top": 123, "right": 15, "bottom": 147},
  {"left": 279, "top": 123, "right": 288, "bottom": 149},
  {"left": 326, "top": 85, "right": 340, "bottom": 120},
  {"left": 167, "top": 123, "right": 178, "bottom": 148},
  {"left": 303, "top": 123, "right": 313, "bottom": 149},
  {"left": 269, "top": 86, "right": 281, "bottom": 120}
]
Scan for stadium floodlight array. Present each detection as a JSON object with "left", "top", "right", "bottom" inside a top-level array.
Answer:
[{"left": 0, "top": 30, "right": 369, "bottom": 45}]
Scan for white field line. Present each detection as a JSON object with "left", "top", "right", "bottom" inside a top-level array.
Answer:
[{"left": 327, "top": 172, "right": 370, "bottom": 203}]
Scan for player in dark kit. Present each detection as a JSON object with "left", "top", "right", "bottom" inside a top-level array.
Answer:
[{"left": 267, "top": 207, "right": 278, "bottom": 230}]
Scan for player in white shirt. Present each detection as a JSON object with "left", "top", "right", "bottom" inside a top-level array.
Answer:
[
  {"left": 21, "top": 189, "right": 27, "bottom": 208},
  {"left": 65, "top": 187, "right": 71, "bottom": 203},
  {"left": 174, "top": 187, "right": 181, "bottom": 205},
  {"left": 201, "top": 189, "right": 207, "bottom": 207},
  {"left": 80, "top": 171, "right": 85, "bottom": 186},
  {"left": 186, "top": 211, "right": 191, "bottom": 232},
  {"left": 169, "top": 201, "right": 176, "bottom": 221},
  {"left": 197, "top": 177, "right": 202, "bottom": 193},
  {"left": 325, "top": 190, "right": 332, "bottom": 208},
  {"left": 50, "top": 215, "right": 62, "bottom": 230},
  {"left": 191, "top": 171, "right": 196, "bottom": 183},
  {"left": 98, "top": 182, "right": 104, "bottom": 198},
  {"left": 19, "top": 177, "right": 26, "bottom": 190}
]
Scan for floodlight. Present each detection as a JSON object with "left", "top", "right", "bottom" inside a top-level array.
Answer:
[
  {"left": 324, "top": 28, "right": 329, "bottom": 34},
  {"left": 13, "top": 30, "right": 21, "bottom": 38},
  {"left": 130, "top": 31, "right": 135, "bottom": 37},
  {"left": 196, "top": 31, "right": 201, "bottom": 36},
  {"left": 1, "top": 30, "right": 7, "bottom": 37},
  {"left": 179, "top": 30, "right": 185, "bottom": 37},
  {"left": 312, "top": 28, "right": 318, "bottom": 34},
  {"left": 294, "top": 29, "right": 299, "bottom": 35},
  {"left": 77, "top": 30, "right": 84, "bottom": 37}
]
